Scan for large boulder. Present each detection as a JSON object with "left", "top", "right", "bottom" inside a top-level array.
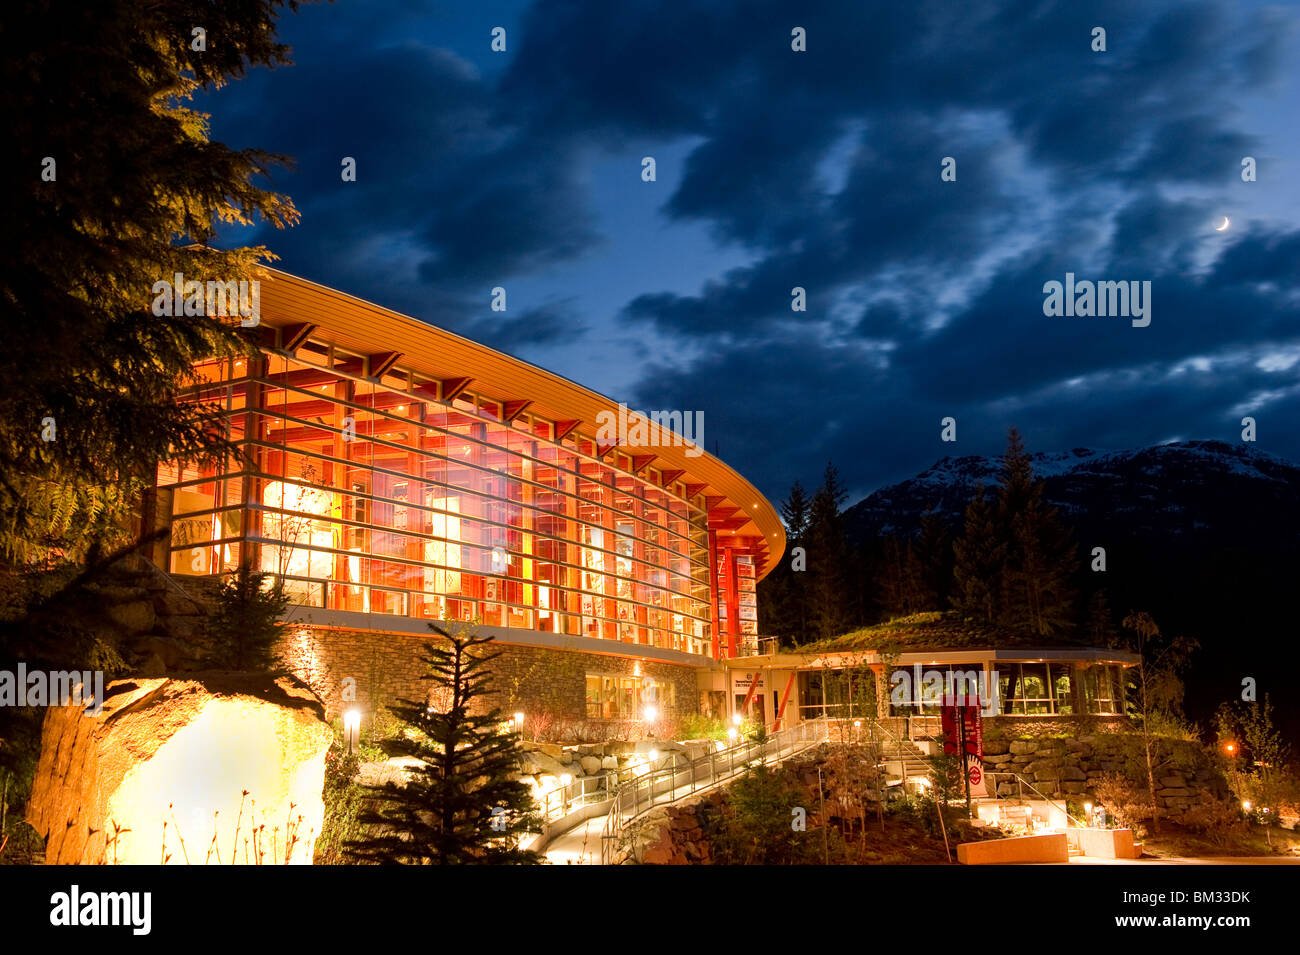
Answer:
[{"left": 27, "top": 673, "right": 332, "bottom": 865}]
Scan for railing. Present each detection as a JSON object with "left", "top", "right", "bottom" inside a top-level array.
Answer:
[
  {"left": 985, "top": 771, "right": 1089, "bottom": 828},
  {"left": 599, "top": 718, "right": 831, "bottom": 864},
  {"left": 733, "top": 635, "right": 783, "bottom": 657},
  {"left": 535, "top": 774, "right": 613, "bottom": 824}
]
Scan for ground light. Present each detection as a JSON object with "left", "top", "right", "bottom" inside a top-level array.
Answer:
[
  {"left": 343, "top": 709, "right": 361, "bottom": 755},
  {"left": 643, "top": 705, "right": 658, "bottom": 724}
]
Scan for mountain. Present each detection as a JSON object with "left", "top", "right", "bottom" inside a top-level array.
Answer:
[
  {"left": 845, "top": 440, "right": 1300, "bottom": 548},
  {"left": 841, "top": 439, "right": 1300, "bottom": 739}
]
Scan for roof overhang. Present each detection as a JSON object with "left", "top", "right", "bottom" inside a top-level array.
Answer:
[{"left": 256, "top": 269, "right": 786, "bottom": 577}]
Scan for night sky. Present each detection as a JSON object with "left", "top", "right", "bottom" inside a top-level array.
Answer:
[{"left": 203, "top": 0, "right": 1300, "bottom": 504}]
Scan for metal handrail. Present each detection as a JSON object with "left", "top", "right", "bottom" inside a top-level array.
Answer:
[
  {"left": 985, "top": 771, "right": 1089, "bottom": 828},
  {"left": 598, "top": 718, "right": 831, "bottom": 864}
]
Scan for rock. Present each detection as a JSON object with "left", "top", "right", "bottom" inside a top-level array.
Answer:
[
  {"left": 108, "top": 600, "right": 156, "bottom": 633},
  {"left": 1009, "top": 740, "right": 1038, "bottom": 755},
  {"left": 26, "top": 672, "right": 332, "bottom": 865},
  {"left": 580, "top": 756, "right": 603, "bottom": 775},
  {"left": 604, "top": 740, "right": 635, "bottom": 756},
  {"left": 558, "top": 751, "right": 573, "bottom": 765},
  {"left": 130, "top": 636, "right": 195, "bottom": 671},
  {"left": 153, "top": 592, "right": 202, "bottom": 616},
  {"left": 518, "top": 750, "right": 569, "bottom": 778},
  {"left": 160, "top": 616, "right": 205, "bottom": 643},
  {"left": 601, "top": 756, "right": 619, "bottom": 770},
  {"left": 1062, "top": 782, "right": 1087, "bottom": 794},
  {"left": 1060, "top": 766, "right": 1087, "bottom": 781},
  {"left": 983, "top": 738, "right": 1011, "bottom": 756},
  {"left": 643, "top": 844, "right": 673, "bottom": 865},
  {"left": 1158, "top": 788, "right": 1191, "bottom": 798},
  {"left": 1160, "top": 777, "right": 1186, "bottom": 789}
]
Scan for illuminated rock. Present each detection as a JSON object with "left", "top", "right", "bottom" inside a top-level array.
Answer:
[{"left": 27, "top": 672, "right": 332, "bottom": 865}]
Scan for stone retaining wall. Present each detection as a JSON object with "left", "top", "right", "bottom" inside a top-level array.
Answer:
[
  {"left": 981, "top": 730, "right": 1230, "bottom": 822},
  {"left": 276, "top": 624, "right": 700, "bottom": 734}
]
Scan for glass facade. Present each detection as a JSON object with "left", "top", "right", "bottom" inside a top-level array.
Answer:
[{"left": 157, "top": 347, "right": 716, "bottom": 656}]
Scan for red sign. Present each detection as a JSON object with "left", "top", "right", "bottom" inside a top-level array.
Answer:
[
  {"left": 940, "top": 700, "right": 983, "bottom": 760},
  {"left": 968, "top": 764, "right": 982, "bottom": 786}
]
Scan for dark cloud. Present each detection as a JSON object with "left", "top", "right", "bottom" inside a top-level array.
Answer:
[{"left": 200, "top": 0, "right": 1299, "bottom": 501}]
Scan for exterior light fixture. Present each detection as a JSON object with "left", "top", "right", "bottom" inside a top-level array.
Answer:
[
  {"left": 648, "top": 749, "right": 659, "bottom": 763},
  {"left": 1242, "top": 800, "right": 1252, "bottom": 812},
  {"left": 513, "top": 711, "right": 525, "bottom": 728},
  {"left": 727, "top": 727, "right": 738, "bottom": 742},
  {"left": 643, "top": 705, "right": 658, "bottom": 723},
  {"left": 343, "top": 709, "right": 361, "bottom": 755},
  {"left": 731, "top": 713, "right": 743, "bottom": 726},
  {"left": 1224, "top": 741, "right": 1237, "bottom": 755}
]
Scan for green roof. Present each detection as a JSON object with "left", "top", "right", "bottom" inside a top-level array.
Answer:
[{"left": 802, "top": 611, "right": 1029, "bottom": 656}]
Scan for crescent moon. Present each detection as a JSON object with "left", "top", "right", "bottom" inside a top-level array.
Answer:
[{"left": 1216, "top": 216, "right": 1230, "bottom": 232}]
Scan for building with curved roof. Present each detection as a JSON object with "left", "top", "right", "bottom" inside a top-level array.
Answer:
[{"left": 151, "top": 270, "right": 784, "bottom": 729}]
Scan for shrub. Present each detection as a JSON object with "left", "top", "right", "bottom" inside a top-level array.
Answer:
[{"left": 1092, "top": 772, "right": 1154, "bottom": 832}]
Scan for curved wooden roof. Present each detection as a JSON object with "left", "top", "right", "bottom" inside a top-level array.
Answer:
[{"left": 259, "top": 269, "right": 785, "bottom": 578}]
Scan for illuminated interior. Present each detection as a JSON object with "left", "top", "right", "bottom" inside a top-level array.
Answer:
[{"left": 153, "top": 271, "right": 783, "bottom": 660}]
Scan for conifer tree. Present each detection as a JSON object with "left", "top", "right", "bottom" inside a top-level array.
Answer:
[
  {"left": 759, "top": 480, "right": 812, "bottom": 643},
  {"left": 916, "top": 511, "right": 953, "bottom": 609},
  {"left": 0, "top": 0, "right": 302, "bottom": 567},
  {"left": 207, "top": 562, "right": 290, "bottom": 671},
  {"left": 995, "top": 429, "right": 1078, "bottom": 637},
  {"left": 951, "top": 485, "right": 1003, "bottom": 625},
  {"left": 348, "top": 624, "right": 541, "bottom": 864},
  {"left": 806, "top": 464, "right": 851, "bottom": 643}
]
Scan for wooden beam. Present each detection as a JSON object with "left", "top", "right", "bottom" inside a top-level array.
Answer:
[
  {"left": 502, "top": 399, "right": 532, "bottom": 422},
  {"left": 280, "top": 322, "right": 317, "bottom": 351},
  {"left": 553, "top": 419, "right": 582, "bottom": 442},
  {"left": 630, "top": 453, "right": 656, "bottom": 474},
  {"left": 659, "top": 469, "right": 686, "bottom": 485},
  {"left": 684, "top": 483, "right": 708, "bottom": 499},
  {"left": 367, "top": 351, "right": 402, "bottom": 377},
  {"left": 441, "top": 376, "right": 473, "bottom": 401}
]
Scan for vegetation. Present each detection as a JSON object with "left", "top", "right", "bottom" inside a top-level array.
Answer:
[
  {"left": 207, "top": 562, "right": 290, "bottom": 671},
  {"left": 0, "top": 0, "right": 300, "bottom": 568},
  {"left": 1121, "top": 611, "right": 1198, "bottom": 832},
  {"left": 346, "top": 625, "right": 541, "bottom": 864}
]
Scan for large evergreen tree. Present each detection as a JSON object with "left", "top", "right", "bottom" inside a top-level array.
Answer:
[
  {"left": 759, "top": 480, "right": 812, "bottom": 643},
  {"left": 805, "top": 464, "right": 852, "bottom": 643},
  {"left": 996, "top": 429, "right": 1078, "bottom": 637},
  {"left": 951, "top": 485, "right": 1002, "bottom": 625},
  {"left": 348, "top": 625, "right": 541, "bottom": 864},
  {"left": 0, "top": 0, "right": 302, "bottom": 567}
]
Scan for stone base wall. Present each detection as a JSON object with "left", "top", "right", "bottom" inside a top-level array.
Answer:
[
  {"left": 276, "top": 625, "right": 701, "bottom": 737},
  {"left": 981, "top": 728, "right": 1231, "bottom": 823}
]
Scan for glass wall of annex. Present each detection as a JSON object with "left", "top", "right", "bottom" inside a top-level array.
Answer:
[{"left": 156, "top": 342, "right": 714, "bottom": 656}]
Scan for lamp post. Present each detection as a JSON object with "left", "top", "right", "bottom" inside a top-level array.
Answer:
[{"left": 343, "top": 709, "right": 361, "bottom": 755}]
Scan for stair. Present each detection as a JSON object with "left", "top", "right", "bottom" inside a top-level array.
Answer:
[{"left": 877, "top": 740, "right": 931, "bottom": 784}]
